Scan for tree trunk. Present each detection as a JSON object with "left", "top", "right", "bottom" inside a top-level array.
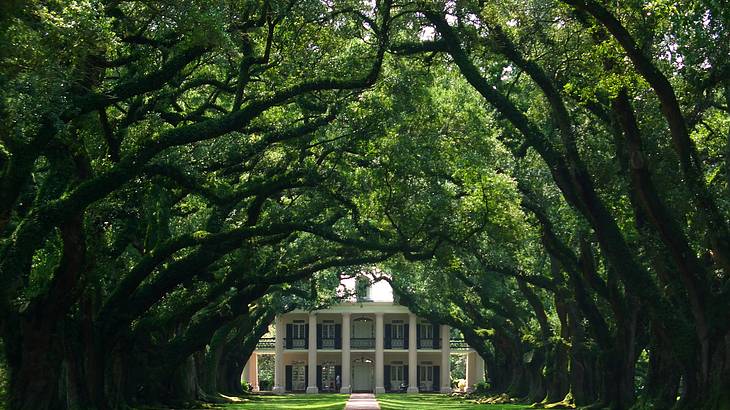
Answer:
[
  {"left": 8, "top": 318, "right": 63, "bottom": 410},
  {"left": 645, "top": 332, "right": 680, "bottom": 409},
  {"left": 545, "top": 293, "right": 570, "bottom": 403},
  {"left": 566, "top": 303, "right": 593, "bottom": 406}
]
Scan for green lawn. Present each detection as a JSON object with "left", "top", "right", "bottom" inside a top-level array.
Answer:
[
  {"left": 190, "top": 393, "right": 530, "bottom": 410},
  {"left": 376, "top": 393, "right": 531, "bottom": 410},
  {"left": 211, "top": 393, "right": 348, "bottom": 409}
]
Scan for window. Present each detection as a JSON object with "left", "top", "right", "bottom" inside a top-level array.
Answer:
[
  {"left": 292, "top": 361, "right": 306, "bottom": 391},
  {"left": 392, "top": 323, "right": 404, "bottom": 339},
  {"left": 291, "top": 321, "right": 306, "bottom": 348},
  {"left": 292, "top": 322, "right": 306, "bottom": 339},
  {"left": 420, "top": 323, "right": 433, "bottom": 339},
  {"left": 322, "top": 322, "right": 335, "bottom": 339},
  {"left": 419, "top": 364, "right": 433, "bottom": 382},
  {"left": 355, "top": 276, "right": 371, "bottom": 301},
  {"left": 391, "top": 320, "right": 404, "bottom": 348},
  {"left": 391, "top": 364, "right": 404, "bottom": 382}
]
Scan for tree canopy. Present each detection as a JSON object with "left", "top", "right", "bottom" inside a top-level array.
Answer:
[{"left": 1, "top": 0, "right": 729, "bottom": 409}]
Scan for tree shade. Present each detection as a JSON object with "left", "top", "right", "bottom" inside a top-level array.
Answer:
[{"left": 0, "top": 0, "right": 729, "bottom": 409}]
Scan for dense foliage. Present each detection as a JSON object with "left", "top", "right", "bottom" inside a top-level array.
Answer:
[{"left": 1, "top": 0, "right": 729, "bottom": 409}]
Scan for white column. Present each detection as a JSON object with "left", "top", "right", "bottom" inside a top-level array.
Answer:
[
  {"left": 465, "top": 351, "right": 476, "bottom": 393},
  {"left": 407, "top": 313, "right": 418, "bottom": 393},
  {"left": 243, "top": 360, "right": 251, "bottom": 384},
  {"left": 307, "top": 312, "right": 318, "bottom": 393},
  {"left": 375, "top": 313, "right": 385, "bottom": 394},
  {"left": 341, "top": 312, "right": 352, "bottom": 393},
  {"left": 440, "top": 324, "right": 451, "bottom": 393},
  {"left": 475, "top": 352, "right": 485, "bottom": 383},
  {"left": 273, "top": 315, "right": 285, "bottom": 394},
  {"left": 249, "top": 354, "right": 259, "bottom": 391}
]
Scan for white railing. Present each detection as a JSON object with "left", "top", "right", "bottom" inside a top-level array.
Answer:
[
  {"left": 351, "top": 338, "right": 375, "bottom": 349},
  {"left": 419, "top": 339, "right": 433, "bottom": 349}
]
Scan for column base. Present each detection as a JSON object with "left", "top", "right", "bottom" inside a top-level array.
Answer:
[
  {"left": 340, "top": 386, "right": 352, "bottom": 394},
  {"left": 440, "top": 387, "right": 452, "bottom": 394},
  {"left": 374, "top": 387, "right": 386, "bottom": 394},
  {"left": 407, "top": 387, "right": 419, "bottom": 394},
  {"left": 465, "top": 387, "right": 474, "bottom": 393},
  {"left": 272, "top": 386, "right": 286, "bottom": 394},
  {"left": 306, "top": 386, "right": 319, "bottom": 394}
]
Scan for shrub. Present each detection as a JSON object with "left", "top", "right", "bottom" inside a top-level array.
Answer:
[
  {"left": 259, "top": 379, "right": 273, "bottom": 391},
  {"left": 474, "top": 380, "right": 490, "bottom": 395}
]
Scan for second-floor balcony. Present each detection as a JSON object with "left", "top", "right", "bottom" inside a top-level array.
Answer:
[
  {"left": 320, "top": 338, "right": 336, "bottom": 349},
  {"left": 257, "top": 336, "right": 471, "bottom": 351},
  {"left": 351, "top": 337, "right": 375, "bottom": 349},
  {"left": 418, "top": 338, "right": 435, "bottom": 349},
  {"left": 389, "top": 338, "right": 405, "bottom": 349},
  {"left": 285, "top": 338, "right": 307, "bottom": 349}
]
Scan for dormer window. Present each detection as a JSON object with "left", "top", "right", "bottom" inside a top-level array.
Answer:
[{"left": 355, "top": 276, "right": 372, "bottom": 302}]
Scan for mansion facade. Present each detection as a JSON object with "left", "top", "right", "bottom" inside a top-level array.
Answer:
[{"left": 243, "top": 299, "right": 486, "bottom": 394}]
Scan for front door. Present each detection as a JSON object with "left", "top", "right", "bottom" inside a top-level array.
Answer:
[
  {"left": 292, "top": 364, "right": 306, "bottom": 391},
  {"left": 352, "top": 363, "right": 373, "bottom": 392},
  {"left": 390, "top": 364, "right": 404, "bottom": 391},
  {"left": 419, "top": 364, "right": 433, "bottom": 391}
]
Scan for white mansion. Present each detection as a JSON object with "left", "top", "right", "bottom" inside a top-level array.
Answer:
[{"left": 242, "top": 278, "right": 486, "bottom": 394}]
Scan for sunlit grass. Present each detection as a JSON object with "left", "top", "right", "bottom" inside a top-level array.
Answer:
[
  {"left": 376, "top": 393, "right": 531, "bottom": 410},
  {"left": 213, "top": 393, "right": 348, "bottom": 409},
  {"left": 202, "top": 392, "right": 531, "bottom": 410}
]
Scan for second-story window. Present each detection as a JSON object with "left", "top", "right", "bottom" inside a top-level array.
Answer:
[
  {"left": 322, "top": 322, "right": 335, "bottom": 339},
  {"left": 392, "top": 322, "right": 404, "bottom": 339},
  {"left": 420, "top": 323, "right": 433, "bottom": 339},
  {"left": 292, "top": 321, "right": 306, "bottom": 339}
]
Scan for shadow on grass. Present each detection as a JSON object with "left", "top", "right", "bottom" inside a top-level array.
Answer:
[
  {"left": 208, "top": 393, "right": 349, "bottom": 410},
  {"left": 376, "top": 393, "right": 532, "bottom": 410}
]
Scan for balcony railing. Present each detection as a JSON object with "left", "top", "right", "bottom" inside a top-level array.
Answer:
[
  {"left": 286, "top": 338, "right": 307, "bottom": 349},
  {"left": 257, "top": 336, "right": 469, "bottom": 351},
  {"left": 256, "top": 337, "right": 275, "bottom": 350},
  {"left": 418, "top": 339, "right": 434, "bottom": 349},
  {"left": 389, "top": 338, "right": 405, "bottom": 349},
  {"left": 351, "top": 338, "right": 375, "bottom": 349},
  {"left": 449, "top": 338, "right": 470, "bottom": 350}
]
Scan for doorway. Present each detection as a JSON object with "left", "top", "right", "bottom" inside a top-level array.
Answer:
[
  {"left": 419, "top": 364, "right": 433, "bottom": 391},
  {"left": 352, "top": 358, "right": 373, "bottom": 392},
  {"left": 292, "top": 363, "right": 306, "bottom": 391}
]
